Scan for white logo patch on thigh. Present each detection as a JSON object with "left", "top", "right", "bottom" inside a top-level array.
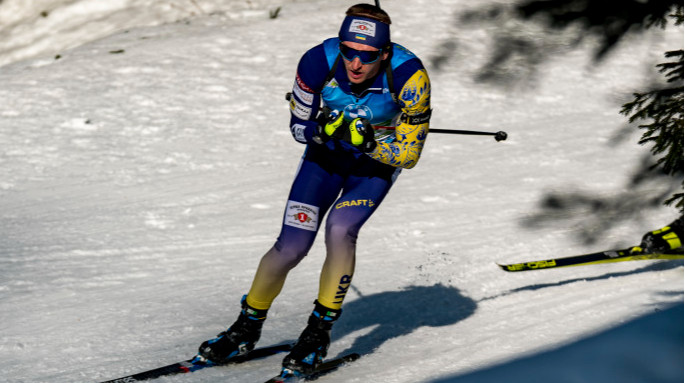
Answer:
[{"left": 284, "top": 200, "right": 319, "bottom": 231}]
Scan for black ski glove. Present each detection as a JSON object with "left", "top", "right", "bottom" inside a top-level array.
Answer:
[{"left": 313, "top": 109, "right": 344, "bottom": 145}]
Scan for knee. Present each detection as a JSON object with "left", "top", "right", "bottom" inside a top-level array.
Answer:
[
  {"left": 325, "top": 221, "right": 359, "bottom": 247},
  {"left": 273, "top": 238, "right": 311, "bottom": 269}
]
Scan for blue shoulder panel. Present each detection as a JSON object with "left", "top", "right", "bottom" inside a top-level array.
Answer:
[{"left": 296, "top": 42, "right": 330, "bottom": 93}]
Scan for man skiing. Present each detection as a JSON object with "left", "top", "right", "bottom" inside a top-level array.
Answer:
[{"left": 197, "top": 3, "right": 431, "bottom": 377}]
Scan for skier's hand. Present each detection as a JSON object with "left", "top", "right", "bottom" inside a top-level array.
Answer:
[
  {"left": 348, "top": 118, "right": 377, "bottom": 153},
  {"left": 313, "top": 109, "right": 344, "bottom": 144}
]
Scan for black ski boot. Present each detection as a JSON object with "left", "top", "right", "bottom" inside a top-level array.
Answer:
[
  {"left": 198, "top": 296, "right": 267, "bottom": 363},
  {"left": 281, "top": 301, "right": 341, "bottom": 376},
  {"left": 640, "top": 216, "right": 684, "bottom": 253}
]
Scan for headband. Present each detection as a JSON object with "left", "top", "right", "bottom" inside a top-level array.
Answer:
[{"left": 338, "top": 15, "right": 390, "bottom": 49}]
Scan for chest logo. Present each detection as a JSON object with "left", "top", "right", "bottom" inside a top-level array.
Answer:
[{"left": 343, "top": 104, "right": 373, "bottom": 121}]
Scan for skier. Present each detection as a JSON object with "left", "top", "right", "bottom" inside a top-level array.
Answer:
[{"left": 197, "top": 3, "right": 431, "bottom": 377}]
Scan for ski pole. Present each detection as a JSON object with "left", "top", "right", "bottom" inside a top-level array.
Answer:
[
  {"left": 430, "top": 128, "right": 508, "bottom": 142},
  {"left": 284, "top": 93, "right": 507, "bottom": 141}
]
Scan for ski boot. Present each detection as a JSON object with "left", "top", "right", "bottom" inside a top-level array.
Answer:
[
  {"left": 640, "top": 216, "right": 684, "bottom": 253},
  {"left": 197, "top": 296, "right": 267, "bottom": 363},
  {"left": 281, "top": 301, "right": 341, "bottom": 376}
]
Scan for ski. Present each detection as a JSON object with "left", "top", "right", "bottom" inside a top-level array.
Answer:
[
  {"left": 264, "top": 353, "right": 361, "bottom": 382},
  {"left": 98, "top": 343, "right": 293, "bottom": 383},
  {"left": 498, "top": 247, "right": 683, "bottom": 272}
]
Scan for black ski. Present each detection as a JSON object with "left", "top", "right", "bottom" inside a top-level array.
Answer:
[
  {"left": 264, "top": 353, "right": 361, "bottom": 382},
  {"left": 98, "top": 343, "right": 293, "bottom": 383},
  {"left": 498, "top": 246, "right": 683, "bottom": 272}
]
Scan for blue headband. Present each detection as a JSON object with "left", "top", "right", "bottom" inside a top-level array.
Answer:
[{"left": 338, "top": 15, "right": 390, "bottom": 49}]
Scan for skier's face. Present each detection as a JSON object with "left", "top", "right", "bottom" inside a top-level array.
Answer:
[{"left": 339, "top": 41, "right": 388, "bottom": 84}]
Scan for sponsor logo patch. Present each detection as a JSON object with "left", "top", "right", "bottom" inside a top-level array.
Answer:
[
  {"left": 343, "top": 104, "right": 373, "bottom": 121},
  {"left": 324, "top": 78, "right": 339, "bottom": 89},
  {"left": 284, "top": 200, "right": 319, "bottom": 231},
  {"left": 335, "top": 199, "right": 375, "bottom": 209},
  {"left": 349, "top": 19, "right": 376, "bottom": 37},
  {"left": 290, "top": 123, "right": 307, "bottom": 143},
  {"left": 296, "top": 73, "right": 314, "bottom": 93},
  {"left": 292, "top": 79, "right": 314, "bottom": 105},
  {"left": 290, "top": 97, "right": 312, "bottom": 120}
]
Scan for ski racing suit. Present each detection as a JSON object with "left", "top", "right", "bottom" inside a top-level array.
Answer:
[{"left": 245, "top": 37, "right": 431, "bottom": 311}]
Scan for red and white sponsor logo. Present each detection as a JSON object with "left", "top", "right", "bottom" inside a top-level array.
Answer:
[
  {"left": 349, "top": 19, "right": 376, "bottom": 37},
  {"left": 293, "top": 79, "right": 314, "bottom": 105},
  {"left": 284, "top": 200, "right": 319, "bottom": 231},
  {"left": 296, "top": 73, "right": 314, "bottom": 93}
]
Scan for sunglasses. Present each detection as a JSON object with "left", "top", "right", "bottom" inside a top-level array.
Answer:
[{"left": 339, "top": 44, "right": 383, "bottom": 64}]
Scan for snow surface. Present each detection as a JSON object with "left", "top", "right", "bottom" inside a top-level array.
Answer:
[{"left": 0, "top": 0, "right": 682, "bottom": 382}]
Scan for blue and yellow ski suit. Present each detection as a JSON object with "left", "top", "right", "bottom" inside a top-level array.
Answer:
[{"left": 246, "top": 37, "right": 431, "bottom": 311}]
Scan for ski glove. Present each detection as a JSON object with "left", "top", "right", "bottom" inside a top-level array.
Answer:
[
  {"left": 312, "top": 109, "right": 377, "bottom": 153},
  {"left": 313, "top": 109, "right": 344, "bottom": 145},
  {"left": 348, "top": 118, "right": 377, "bottom": 153}
]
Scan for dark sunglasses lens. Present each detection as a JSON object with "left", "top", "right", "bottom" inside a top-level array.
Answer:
[{"left": 339, "top": 44, "right": 380, "bottom": 63}]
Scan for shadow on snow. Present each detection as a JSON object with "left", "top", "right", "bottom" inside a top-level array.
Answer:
[{"left": 331, "top": 283, "right": 477, "bottom": 357}]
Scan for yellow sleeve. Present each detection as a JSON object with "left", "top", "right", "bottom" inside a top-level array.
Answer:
[{"left": 369, "top": 69, "right": 431, "bottom": 169}]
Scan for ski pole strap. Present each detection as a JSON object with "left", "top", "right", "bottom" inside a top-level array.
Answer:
[
  {"left": 385, "top": 62, "right": 397, "bottom": 103},
  {"left": 324, "top": 54, "right": 342, "bottom": 86}
]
